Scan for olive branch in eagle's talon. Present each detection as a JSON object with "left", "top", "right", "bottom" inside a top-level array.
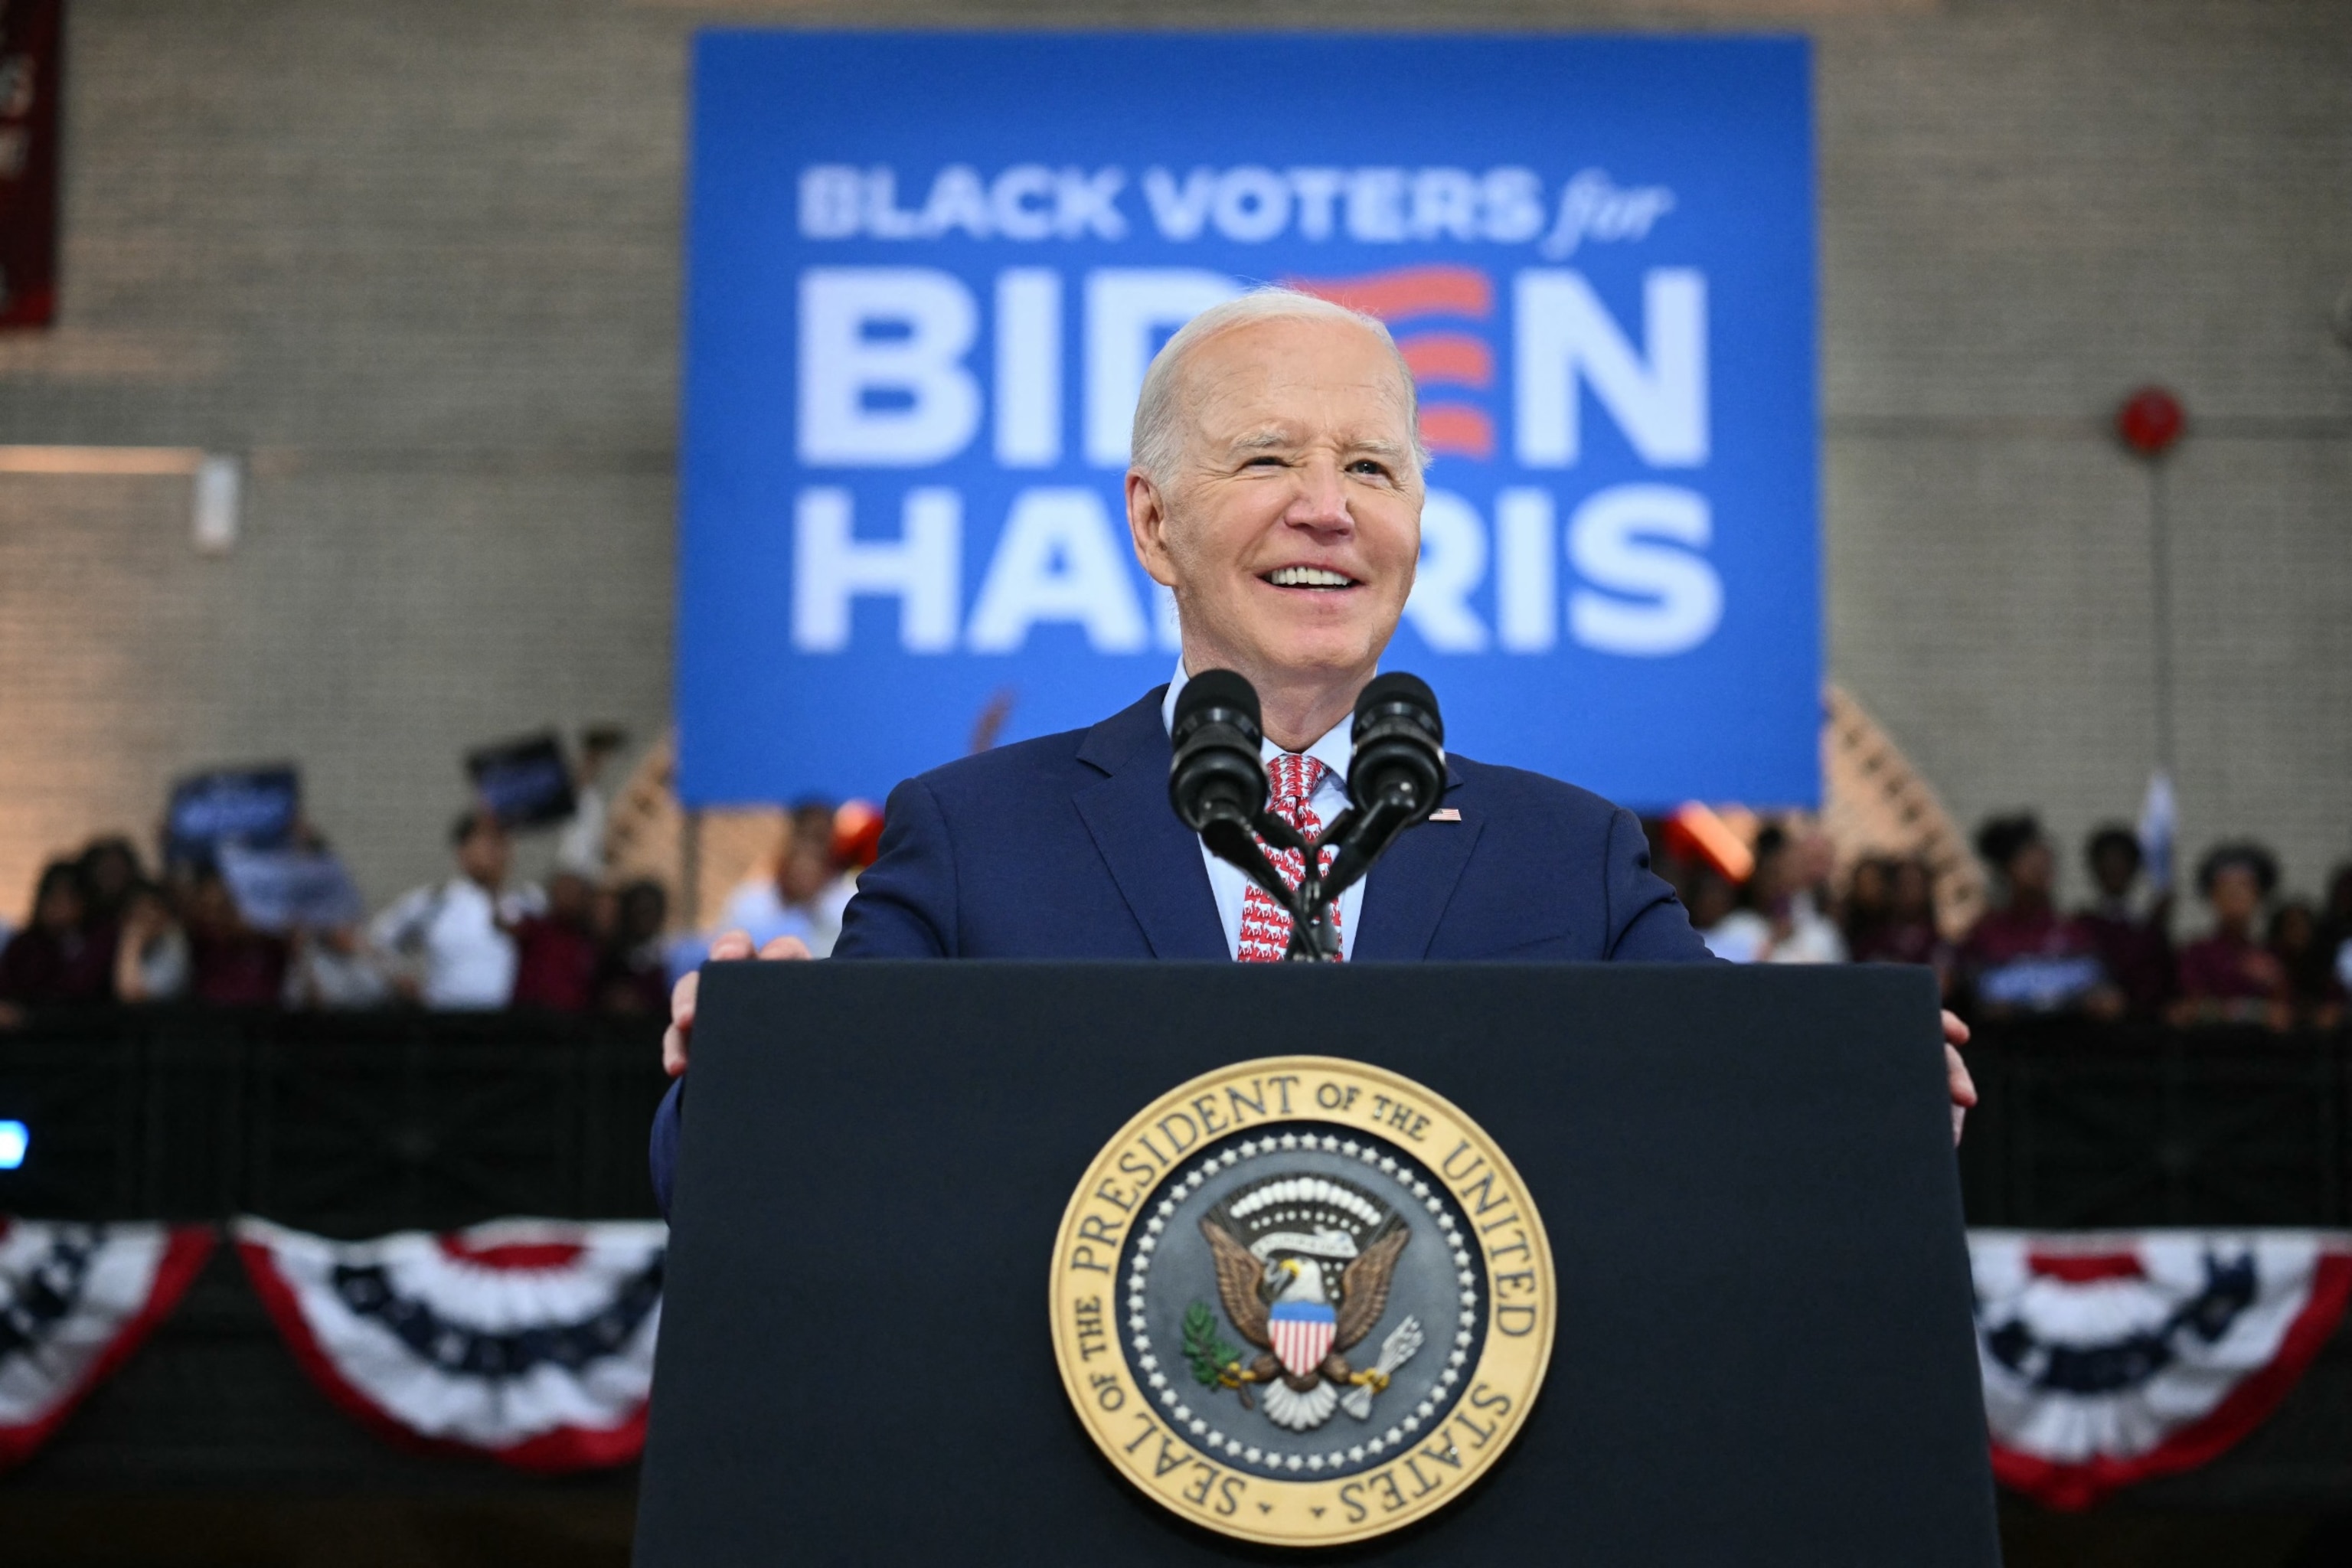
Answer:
[{"left": 1183, "top": 1300, "right": 1263, "bottom": 1409}]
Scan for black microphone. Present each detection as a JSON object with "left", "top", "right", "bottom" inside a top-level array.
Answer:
[
  {"left": 1169, "top": 671, "right": 1318, "bottom": 949},
  {"left": 1348, "top": 671, "right": 1446, "bottom": 820},
  {"left": 1168, "top": 669, "right": 1269, "bottom": 833},
  {"left": 1321, "top": 673, "right": 1446, "bottom": 898}
]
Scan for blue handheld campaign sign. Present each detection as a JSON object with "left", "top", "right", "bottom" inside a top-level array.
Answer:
[
  {"left": 681, "top": 32, "right": 1818, "bottom": 809},
  {"left": 165, "top": 765, "right": 300, "bottom": 865}
]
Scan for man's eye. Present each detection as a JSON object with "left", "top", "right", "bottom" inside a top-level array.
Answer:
[
  {"left": 1348, "top": 459, "right": 1392, "bottom": 479},
  {"left": 1243, "top": 455, "right": 1286, "bottom": 469}
]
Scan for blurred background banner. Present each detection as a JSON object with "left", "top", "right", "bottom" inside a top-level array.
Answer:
[{"left": 678, "top": 31, "right": 1819, "bottom": 810}]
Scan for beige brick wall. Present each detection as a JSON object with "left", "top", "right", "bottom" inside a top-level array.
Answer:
[
  {"left": 0, "top": 0, "right": 2345, "bottom": 922},
  {"left": 1813, "top": 0, "right": 2352, "bottom": 906}
]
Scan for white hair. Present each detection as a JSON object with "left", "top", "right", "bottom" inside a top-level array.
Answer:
[{"left": 1128, "top": 286, "right": 1427, "bottom": 486}]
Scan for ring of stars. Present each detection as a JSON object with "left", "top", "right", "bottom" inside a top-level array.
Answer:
[{"left": 1122, "top": 1126, "right": 1485, "bottom": 1479}]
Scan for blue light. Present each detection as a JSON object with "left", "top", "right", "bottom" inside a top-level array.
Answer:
[{"left": 0, "top": 1121, "right": 25, "bottom": 1170}]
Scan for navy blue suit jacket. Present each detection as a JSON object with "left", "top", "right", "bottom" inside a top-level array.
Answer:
[{"left": 651, "top": 688, "right": 1710, "bottom": 1208}]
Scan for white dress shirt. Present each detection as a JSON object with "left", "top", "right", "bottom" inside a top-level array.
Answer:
[
  {"left": 1162, "top": 666, "right": 1366, "bottom": 961},
  {"left": 369, "top": 877, "right": 541, "bottom": 1010}
]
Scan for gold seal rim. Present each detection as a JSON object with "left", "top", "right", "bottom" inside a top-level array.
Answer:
[{"left": 1048, "top": 1054, "right": 1555, "bottom": 1548}]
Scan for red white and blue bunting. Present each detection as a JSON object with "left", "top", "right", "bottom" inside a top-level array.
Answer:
[
  {"left": 234, "top": 1217, "right": 665, "bottom": 1472},
  {"left": 11, "top": 1217, "right": 2350, "bottom": 1498},
  {"left": 0, "top": 1219, "right": 214, "bottom": 1469},
  {"left": 1972, "top": 1230, "right": 2352, "bottom": 1510}
]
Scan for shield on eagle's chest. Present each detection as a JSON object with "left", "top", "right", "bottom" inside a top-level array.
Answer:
[{"left": 1269, "top": 1300, "right": 1338, "bottom": 1379}]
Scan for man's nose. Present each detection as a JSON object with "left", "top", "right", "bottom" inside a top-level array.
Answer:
[{"left": 1282, "top": 458, "right": 1354, "bottom": 534}]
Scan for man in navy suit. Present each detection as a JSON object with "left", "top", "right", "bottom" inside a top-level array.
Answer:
[{"left": 654, "top": 289, "right": 1972, "bottom": 1205}]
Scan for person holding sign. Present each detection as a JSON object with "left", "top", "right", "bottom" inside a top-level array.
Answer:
[{"left": 653, "top": 289, "right": 1973, "bottom": 1203}]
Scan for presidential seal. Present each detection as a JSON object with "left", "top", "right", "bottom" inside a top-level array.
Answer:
[{"left": 1050, "top": 1057, "right": 1554, "bottom": 1547}]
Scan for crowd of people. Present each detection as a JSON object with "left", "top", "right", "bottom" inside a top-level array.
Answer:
[
  {"left": 1651, "top": 813, "right": 2352, "bottom": 1031},
  {"left": 0, "top": 814, "right": 660, "bottom": 1024},
  {"left": 5, "top": 782, "right": 2348, "bottom": 1034},
  {"left": 0, "top": 793, "right": 876, "bottom": 1027}
]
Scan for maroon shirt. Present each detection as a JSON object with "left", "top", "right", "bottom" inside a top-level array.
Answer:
[
  {"left": 189, "top": 929, "right": 290, "bottom": 1006},
  {"left": 1962, "top": 905, "right": 2109, "bottom": 1010},
  {"left": 2175, "top": 933, "right": 2287, "bottom": 1005},
  {"left": 510, "top": 917, "right": 601, "bottom": 1012},
  {"left": 0, "top": 923, "right": 116, "bottom": 1004},
  {"left": 1851, "top": 917, "right": 1947, "bottom": 969},
  {"left": 595, "top": 946, "right": 670, "bottom": 1015},
  {"left": 1963, "top": 906, "right": 2102, "bottom": 966},
  {"left": 2079, "top": 905, "right": 2174, "bottom": 1016}
]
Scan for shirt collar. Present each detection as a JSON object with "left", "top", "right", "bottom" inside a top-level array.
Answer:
[{"left": 1161, "top": 661, "right": 1352, "bottom": 786}]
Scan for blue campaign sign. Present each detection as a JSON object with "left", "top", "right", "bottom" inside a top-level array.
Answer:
[{"left": 681, "top": 31, "right": 1818, "bottom": 809}]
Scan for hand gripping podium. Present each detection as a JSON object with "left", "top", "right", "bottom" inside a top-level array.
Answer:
[{"left": 635, "top": 962, "right": 1999, "bottom": 1565}]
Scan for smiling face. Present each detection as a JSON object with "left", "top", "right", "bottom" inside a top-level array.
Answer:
[{"left": 1127, "top": 314, "right": 1423, "bottom": 724}]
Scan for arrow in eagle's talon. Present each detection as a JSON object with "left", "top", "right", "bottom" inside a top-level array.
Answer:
[
  {"left": 1378, "top": 1315, "right": 1426, "bottom": 1371},
  {"left": 1341, "top": 1315, "right": 1428, "bottom": 1419}
]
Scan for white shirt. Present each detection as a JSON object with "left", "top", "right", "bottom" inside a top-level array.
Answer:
[
  {"left": 1701, "top": 893, "right": 1847, "bottom": 965},
  {"left": 709, "top": 871, "right": 858, "bottom": 959},
  {"left": 132, "top": 926, "right": 191, "bottom": 1001},
  {"left": 1162, "top": 666, "right": 1366, "bottom": 961},
  {"left": 1776, "top": 892, "right": 1848, "bottom": 964},
  {"left": 1699, "top": 910, "right": 1768, "bottom": 963},
  {"left": 714, "top": 877, "right": 818, "bottom": 952},
  {"left": 286, "top": 936, "right": 390, "bottom": 1010},
  {"left": 810, "top": 871, "right": 857, "bottom": 958},
  {"left": 554, "top": 782, "right": 608, "bottom": 877},
  {"left": 370, "top": 877, "right": 541, "bottom": 1010}
]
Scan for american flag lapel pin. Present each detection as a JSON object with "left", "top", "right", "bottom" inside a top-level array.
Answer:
[{"left": 1429, "top": 808, "right": 1462, "bottom": 822}]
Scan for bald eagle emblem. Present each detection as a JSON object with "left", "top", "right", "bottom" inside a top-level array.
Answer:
[{"left": 1188, "top": 1173, "right": 1425, "bottom": 1432}]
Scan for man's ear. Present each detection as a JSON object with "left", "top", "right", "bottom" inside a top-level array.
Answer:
[{"left": 1126, "top": 469, "right": 1180, "bottom": 588}]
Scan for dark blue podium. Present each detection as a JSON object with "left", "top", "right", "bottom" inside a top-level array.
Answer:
[{"left": 635, "top": 962, "right": 1998, "bottom": 1565}]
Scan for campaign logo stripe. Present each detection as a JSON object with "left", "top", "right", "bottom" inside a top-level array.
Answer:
[{"left": 1284, "top": 263, "right": 1494, "bottom": 322}]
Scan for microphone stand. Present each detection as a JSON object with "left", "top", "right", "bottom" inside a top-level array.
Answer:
[
  {"left": 1189, "top": 808, "right": 1333, "bottom": 962},
  {"left": 1172, "top": 669, "right": 1444, "bottom": 963},
  {"left": 1196, "top": 795, "right": 1416, "bottom": 964}
]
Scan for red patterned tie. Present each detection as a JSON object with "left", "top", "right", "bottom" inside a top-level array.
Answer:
[{"left": 1237, "top": 753, "right": 1341, "bottom": 962}]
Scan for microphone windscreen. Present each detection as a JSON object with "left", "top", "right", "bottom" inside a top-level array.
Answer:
[
  {"left": 1172, "top": 668, "right": 1261, "bottom": 738},
  {"left": 1354, "top": 671, "right": 1442, "bottom": 746}
]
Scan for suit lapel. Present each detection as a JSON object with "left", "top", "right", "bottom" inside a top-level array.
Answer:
[
  {"left": 1072, "top": 690, "right": 1229, "bottom": 961},
  {"left": 1352, "top": 764, "right": 1478, "bottom": 962}
]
